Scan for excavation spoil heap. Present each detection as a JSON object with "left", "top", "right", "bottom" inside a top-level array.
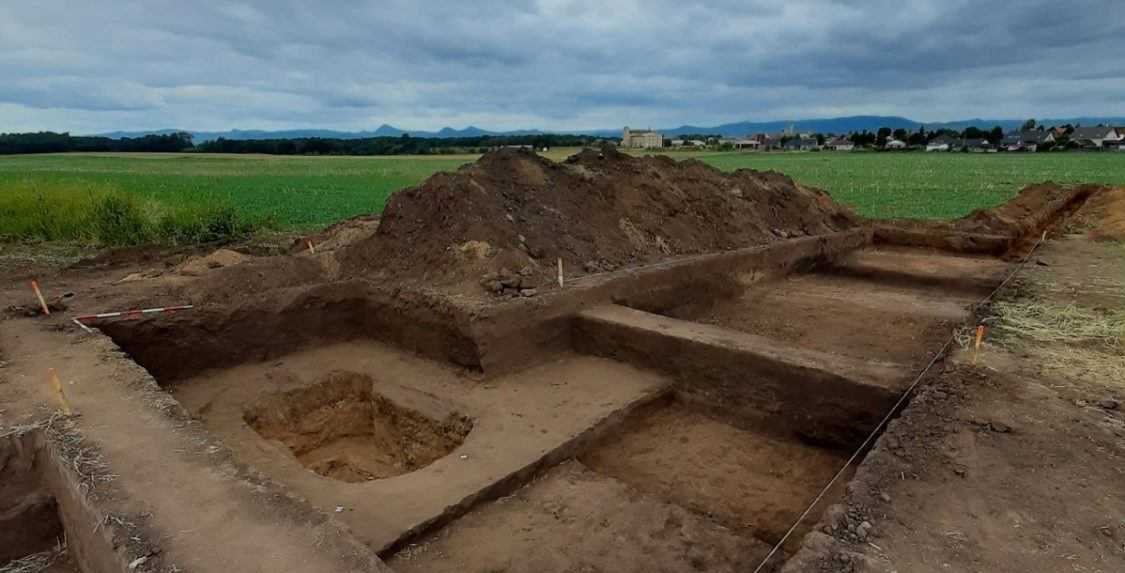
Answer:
[{"left": 339, "top": 147, "right": 860, "bottom": 296}]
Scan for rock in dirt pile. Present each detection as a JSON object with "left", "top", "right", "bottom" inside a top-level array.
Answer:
[{"left": 340, "top": 147, "right": 860, "bottom": 296}]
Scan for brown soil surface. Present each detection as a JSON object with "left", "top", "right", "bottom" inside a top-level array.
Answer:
[
  {"left": 170, "top": 342, "right": 669, "bottom": 554},
  {"left": 885, "top": 182, "right": 1106, "bottom": 237},
  {"left": 1076, "top": 187, "right": 1125, "bottom": 241},
  {"left": 290, "top": 214, "right": 381, "bottom": 254},
  {"left": 243, "top": 371, "right": 471, "bottom": 483},
  {"left": 175, "top": 248, "right": 251, "bottom": 276},
  {"left": 663, "top": 273, "right": 972, "bottom": 366},
  {"left": 0, "top": 324, "right": 391, "bottom": 573},
  {"left": 339, "top": 147, "right": 859, "bottom": 296},
  {"left": 784, "top": 206, "right": 1125, "bottom": 572},
  {"left": 389, "top": 460, "right": 770, "bottom": 573},
  {"left": 581, "top": 402, "right": 849, "bottom": 550}
]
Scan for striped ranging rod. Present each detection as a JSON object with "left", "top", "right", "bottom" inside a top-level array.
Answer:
[{"left": 72, "top": 305, "right": 194, "bottom": 333}]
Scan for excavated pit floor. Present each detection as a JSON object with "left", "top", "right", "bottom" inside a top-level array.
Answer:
[
  {"left": 242, "top": 372, "right": 472, "bottom": 483},
  {"left": 659, "top": 248, "right": 1009, "bottom": 370},
  {"left": 170, "top": 340, "right": 669, "bottom": 554},
  {"left": 130, "top": 245, "right": 1011, "bottom": 571},
  {"left": 5, "top": 240, "right": 1017, "bottom": 572},
  {"left": 388, "top": 397, "right": 850, "bottom": 572},
  {"left": 664, "top": 273, "right": 970, "bottom": 365}
]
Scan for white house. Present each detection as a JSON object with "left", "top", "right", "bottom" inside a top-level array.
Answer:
[
  {"left": 926, "top": 135, "right": 958, "bottom": 152},
  {"left": 885, "top": 139, "right": 907, "bottom": 150},
  {"left": 1069, "top": 126, "right": 1122, "bottom": 149},
  {"left": 825, "top": 137, "right": 854, "bottom": 151}
]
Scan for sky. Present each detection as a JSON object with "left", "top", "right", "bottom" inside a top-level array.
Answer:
[{"left": 2, "top": 0, "right": 1124, "bottom": 134}]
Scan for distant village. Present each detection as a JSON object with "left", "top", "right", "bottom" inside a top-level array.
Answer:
[{"left": 620, "top": 123, "right": 1125, "bottom": 152}]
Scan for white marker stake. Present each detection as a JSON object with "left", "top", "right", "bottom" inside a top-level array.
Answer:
[
  {"left": 557, "top": 258, "right": 564, "bottom": 288},
  {"left": 307, "top": 240, "right": 316, "bottom": 254}
]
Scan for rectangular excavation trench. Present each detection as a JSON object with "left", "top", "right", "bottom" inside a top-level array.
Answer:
[
  {"left": 1, "top": 429, "right": 129, "bottom": 573},
  {"left": 91, "top": 238, "right": 1010, "bottom": 572},
  {"left": 387, "top": 394, "right": 853, "bottom": 573}
]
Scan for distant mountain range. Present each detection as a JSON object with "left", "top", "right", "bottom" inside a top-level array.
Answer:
[{"left": 93, "top": 115, "right": 1125, "bottom": 142}]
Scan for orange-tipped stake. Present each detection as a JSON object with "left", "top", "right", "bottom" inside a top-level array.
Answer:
[
  {"left": 307, "top": 240, "right": 316, "bottom": 255},
  {"left": 31, "top": 280, "right": 50, "bottom": 316},
  {"left": 48, "top": 368, "right": 72, "bottom": 415},
  {"left": 972, "top": 324, "right": 986, "bottom": 365}
]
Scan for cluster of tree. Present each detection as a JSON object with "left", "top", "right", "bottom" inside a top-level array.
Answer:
[
  {"left": 195, "top": 133, "right": 597, "bottom": 155},
  {"left": 0, "top": 131, "right": 194, "bottom": 155},
  {"left": 0, "top": 131, "right": 602, "bottom": 156},
  {"left": 846, "top": 125, "right": 1006, "bottom": 147}
]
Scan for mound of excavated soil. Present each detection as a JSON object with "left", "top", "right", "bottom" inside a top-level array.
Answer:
[
  {"left": 339, "top": 147, "right": 859, "bottom": 296},
  {"left": 889, "top": 182, "right": 1105, "bottom": 237},
  {"left": 1079, "top": 187, "right": 1125, "bottom": 242}
]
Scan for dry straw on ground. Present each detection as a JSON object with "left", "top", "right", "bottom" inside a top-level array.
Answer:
[
  {"left": 0, "top": 544, "right": 66, "bottom": 573},
  {"left": 991, "top": 301, "right": 1124, "bottom": 349}
]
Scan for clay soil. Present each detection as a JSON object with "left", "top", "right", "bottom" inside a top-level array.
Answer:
[
  {"left": 581, "top": 401, "right": 850, "bottom": 550},
  {"left": 243, "top": 371, "right": 472, "bottom": 483},
  {"left": 662, "top": 272, "right": 972, "bottom": 366},
  {"left": 784, "top": 201, "right": 1125, "bottom": 572},
  {"left": 389, "top": 460, "right": 770, "bottom": 573}
]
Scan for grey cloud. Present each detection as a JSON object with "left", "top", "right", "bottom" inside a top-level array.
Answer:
[{"left": 1, "top": 0, "right": 1123, "bottom": 133}]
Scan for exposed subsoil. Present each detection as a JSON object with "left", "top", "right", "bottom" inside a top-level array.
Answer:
[
  {"left": 388, "top": 460, "right": 771, "bottom": 573},
  {"left": 1074, "top": 186, "right": 1125, "bottom": 241},
  {"left": 783, "top": 200, "right": 1125, "bottom": 573},
  {"left": 661, "top": 273, "right": 970, "bottom": 366},
  {"left": 243, "top": 371, "right": 471, "bottom": 483},
  {"left": 580, "top": 401, "right": 850, "bottom": 552},
  {"left": 168, "top": 341, "right": 669, "bottom": 554}
]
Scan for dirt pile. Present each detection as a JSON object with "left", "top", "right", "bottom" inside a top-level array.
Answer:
[
  {"left": 958, "top": 182, "right": 1087, "bottom": 235},
  {"left": 339, "top": 147, "right": 859, "bottom": 295},
  {"left": 890, "top": 183, "right": 1105, "bottom": 237},
  {"left": 1078, "top": 187, "right": 1125, "bottom": 241}
]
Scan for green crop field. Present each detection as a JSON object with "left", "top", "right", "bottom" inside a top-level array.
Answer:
[
  {"left": 696, "top": 151, "right": 1125, "bottom": 219},
  {"left": 2, "top": 150, "right": 1124, "bottom": 245}
]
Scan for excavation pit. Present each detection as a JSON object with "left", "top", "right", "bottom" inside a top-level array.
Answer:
[
  {"left": 580, "top": 399, "right": 851, "bottom": 548},
  {"left": 243, "top": 372, "right": 472, "bottom": 483},
  {"left": 0, "top": 432, "right": 81, "bottom": 573},
  {"left": 659, "top": 271, "right": 974, "bottom": 366},
  {"left": 390, "top": 398, "right": 854, "bottom": 571}
]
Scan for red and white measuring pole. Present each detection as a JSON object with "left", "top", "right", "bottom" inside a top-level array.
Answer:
[{"left": 72, "top": 305, "right": 194, "bottom": 333}]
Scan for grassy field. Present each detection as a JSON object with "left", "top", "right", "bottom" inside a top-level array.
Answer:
[
  {"left": 2, "top": 150, "right": 1124, "bottom": 244},
  {"left": 698, "top": 151, "right": 1125, "bottom": 219}
]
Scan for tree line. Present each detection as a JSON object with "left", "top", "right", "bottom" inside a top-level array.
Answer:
[
  {"left": 0, "top": 131, "right": 195, "bottom": 154},
  {"left": 845, "top": 126, "right": 1006, "bottom": 147},
  {"left": 0, "top": 131, "right": 599, "bottom": 155}
]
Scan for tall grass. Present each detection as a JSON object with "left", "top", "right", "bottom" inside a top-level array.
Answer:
[{"left": 0, "top": 180, "right": 256, "bottom": 245}]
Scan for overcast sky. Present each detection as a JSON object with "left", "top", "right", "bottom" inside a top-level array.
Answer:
[{"left": 3, "top": 0, "right": 1124, "bottom": 133}]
